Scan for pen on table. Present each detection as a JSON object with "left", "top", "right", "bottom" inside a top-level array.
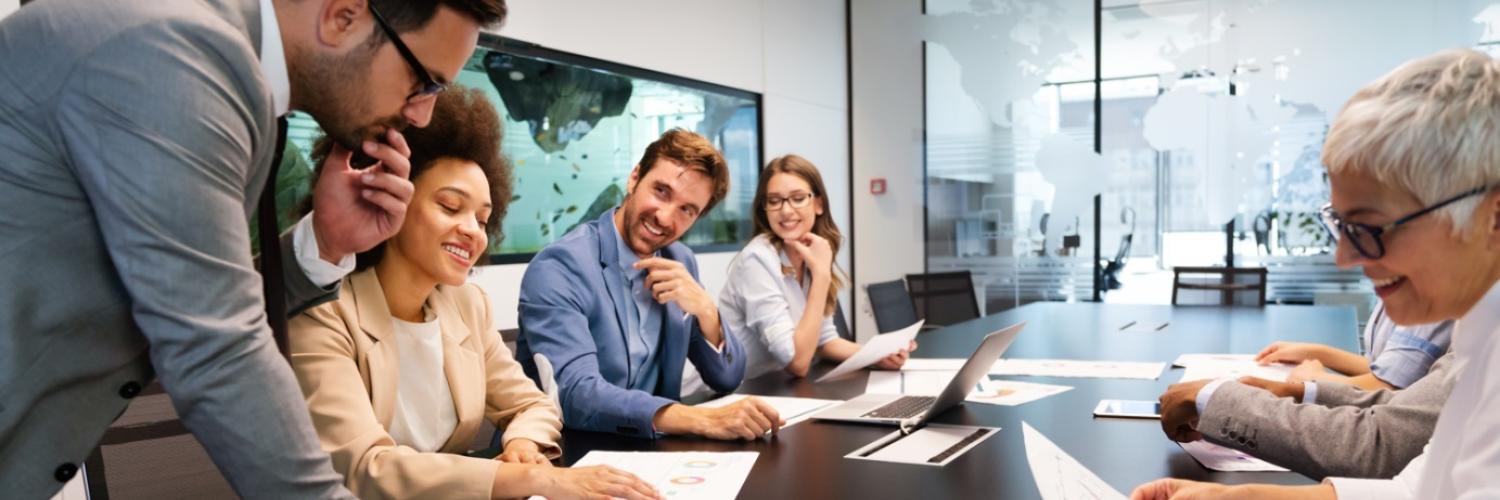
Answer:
[
  {"left": 1118, "top": 321, "right": 1137, "bottom": 331},
  {"left": 1155, "top": 322, "right": 1170, "bottom": 331}
]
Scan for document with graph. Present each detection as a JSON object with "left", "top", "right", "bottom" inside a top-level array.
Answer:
[{"left": 538, "top": 451, "right": 759, "bottom": 500}]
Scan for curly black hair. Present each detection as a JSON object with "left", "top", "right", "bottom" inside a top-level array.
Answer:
[{"left": 304, "top": 85, "right": 512, "bottom": 271}]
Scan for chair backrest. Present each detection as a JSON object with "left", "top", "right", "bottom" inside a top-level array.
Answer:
[
  {"left": 905, "top": 271, "right": 982, "bottom": 326},
  {"left": 832, "top": 299, "right": 854, "bottom": 342},
  {"left": 1171, "top": 266, "right": 1268, "bottom": 307},
  {"left": 866, "top": 279, "right": 920, "bottom": 333},
  {"left": 84, "top": 383, "right": 237, "bottom": 499},
  {"left": 500, "top": 327, "right": 520, "bottom": 354}
]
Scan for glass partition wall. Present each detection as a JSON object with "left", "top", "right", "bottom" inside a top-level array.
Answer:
[{"left": 924, "top": 0, "right": 1500, "bottom": 312}]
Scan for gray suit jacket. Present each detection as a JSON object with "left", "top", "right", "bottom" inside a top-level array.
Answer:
[
  {"left": 1199, "top": 352, "right": 1459, "bottom": 480},
  {"left": 0, "top": 0, "right": 350, "bottom": 497}
]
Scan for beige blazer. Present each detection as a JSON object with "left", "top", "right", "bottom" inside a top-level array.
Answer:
[{"left": 290, "top": 268, "right": 562, "bottom": 499}]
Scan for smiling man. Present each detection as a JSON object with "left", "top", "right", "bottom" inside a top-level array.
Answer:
[
  {"left": 0, "top": 0, "right": 503, "bottom": 497},
  {"left": 516, "top": 129, "right": 784, "bottom": 440}
]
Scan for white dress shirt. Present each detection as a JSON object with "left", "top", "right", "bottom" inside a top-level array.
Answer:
[
  {"left": 259, "top": 0, "right": 354, "bottom": 287},
  {"left": 385, "top": 311, "right": 459, "bottom": 453},
  {"left": 1328, "top": 279, "right": 1500, "bottom": 499},
  {"left": 718, "top": 234, "right": 839, "bottom": 380}
]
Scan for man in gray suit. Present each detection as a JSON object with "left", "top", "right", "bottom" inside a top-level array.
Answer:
[
  {"left": 1158, "top": 352, "right": 1460, "bottom": 480},
  {"left": 0, "top": 0, "right": 505, "bottom": 497}
]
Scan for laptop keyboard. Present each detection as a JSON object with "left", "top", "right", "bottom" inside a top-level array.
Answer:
[{"left": 862, "top": 396, "right": 937, "bottom": 419}]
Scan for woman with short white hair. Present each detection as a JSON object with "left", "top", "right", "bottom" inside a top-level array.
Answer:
[{"left": 1134, "top": 48, "right": 1500, "bottom": 499}]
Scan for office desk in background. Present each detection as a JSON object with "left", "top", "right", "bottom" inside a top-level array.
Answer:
[{"left": 556, "top": 302, "right": 1360, "bottom": 500}]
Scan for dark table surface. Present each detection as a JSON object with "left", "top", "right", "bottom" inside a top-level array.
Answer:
[{"left": 554, "top": 302, "right": 1361, "bottom": 499}]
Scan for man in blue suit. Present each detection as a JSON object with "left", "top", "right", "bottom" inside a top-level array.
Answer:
[{"left": 517, "top": 129, "right": 783, "bottom": 439}]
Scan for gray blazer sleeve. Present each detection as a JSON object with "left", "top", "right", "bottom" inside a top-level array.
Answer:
[
  {"left": 55, "top": 23, "right": 349, "bottom": 498},
  {"left": 1198, "top": 354, "right": 1457, "bottom": 480}
]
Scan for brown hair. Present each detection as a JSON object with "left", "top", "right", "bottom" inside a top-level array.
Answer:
[
  {"left": 634, "top": 128, "right": 731, "bottom": 214},
  {"left": 752, "top": 154, "right": 845, "bottom": 316},
  {"left": 369, "top": 0, "right": 508, "bottom": 32},
  {"left": 306, "top": 85, "right": 512, "bottom": 271}
]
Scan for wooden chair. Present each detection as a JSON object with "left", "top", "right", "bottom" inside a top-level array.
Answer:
[{"left": 1171, "top": 266, "right": 1268, "bottom": 307}]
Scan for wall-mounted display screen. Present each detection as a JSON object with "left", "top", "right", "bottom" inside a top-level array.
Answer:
[{"left": 279, "top": 36, "right": 762, "bottom": 264}]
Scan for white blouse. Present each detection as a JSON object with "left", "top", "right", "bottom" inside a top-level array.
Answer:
[
  {"left": 718, "top": 234, "right": 840, "bottom": 381},
  {"left": 1329, "top": 280, "right": 1500, "bottom": 499},
  {"left": 384, "top": 311, "right": 458, "bottom": 453}
]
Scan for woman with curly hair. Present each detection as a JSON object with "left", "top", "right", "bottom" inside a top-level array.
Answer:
[{"left": 290, "top": 85, "right": 658, "bottom": 500}]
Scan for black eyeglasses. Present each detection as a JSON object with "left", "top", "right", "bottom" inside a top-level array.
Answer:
[
  {"left": 369, "top": 4, "right": 447, "bottom": 100},
  {"left": 765, "top": 192, "right": 816, "bottom": 211},
  {"left": 1319, "top": 184, "right": 1494, "bottom": 260}
]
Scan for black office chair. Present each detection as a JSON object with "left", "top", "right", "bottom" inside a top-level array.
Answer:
[
  {"left": 904, "top": 271, "right": 982, "bottom": 327},
  {"left": 866, "top": 279, "right": 920, "bottom": 333},
  {"left": 832, "top": 300, "right": 853, "bottom": 342}
]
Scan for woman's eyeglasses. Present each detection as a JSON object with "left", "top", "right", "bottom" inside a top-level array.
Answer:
[
  {"left": 1319, "top": 184, "right": 1493, "bottom": 260},
  {"left": 765, "top": 192, "right": 816, "bottom": 211}
]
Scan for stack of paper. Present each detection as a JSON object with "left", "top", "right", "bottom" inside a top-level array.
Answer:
[
  {"left": 865, "top": 371, "right": 1072, "bottom": 406},
  {"left": 537, "top": 452, "right": 758, "bottom": 500},
  {"left": 695, "top": 394, "right": 840, "bottom": 428},
  {"left": 1172, "top": 354, "right": 1293, "bottom": 383}
]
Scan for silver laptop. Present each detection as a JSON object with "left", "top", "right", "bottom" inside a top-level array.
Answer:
[{"left": 810, "top": 321, "right": 1025, "bottom": 430}]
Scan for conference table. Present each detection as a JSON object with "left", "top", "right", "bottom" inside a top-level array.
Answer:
[{"left": 556, "top": 302, "right": 1360, "bottom": 499}]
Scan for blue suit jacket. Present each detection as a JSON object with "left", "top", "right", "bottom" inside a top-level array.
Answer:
[{"left": 516, "top": 210, "right": 745, "bottom": 437}]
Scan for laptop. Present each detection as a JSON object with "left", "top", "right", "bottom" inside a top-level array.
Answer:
[{"left": 810, "top": 321, "right": 1025, "bottom": 430}]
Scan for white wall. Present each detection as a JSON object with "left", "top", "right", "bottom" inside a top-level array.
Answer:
[
  {"left": 1, "top": 0, "right": 18, "bottom": 20},
  {"left": 849, "top": 0, "right": 926, "bottom": 339},
  {"left": 473, "top": 0, "right": 850, "bottom": 330}
]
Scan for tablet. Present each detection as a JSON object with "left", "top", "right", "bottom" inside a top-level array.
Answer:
[{"left": 1093, "top": 399, "right": 1161, "bottom": 419}]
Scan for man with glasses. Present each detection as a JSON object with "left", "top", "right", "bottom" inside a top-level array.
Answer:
[
  {"left": 0, "top": 0, "right": 504, "bottom": 497},
  {"left": 515, "top": 129, "right": 786, "bottom": 441}
]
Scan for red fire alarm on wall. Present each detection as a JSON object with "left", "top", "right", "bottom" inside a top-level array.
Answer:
[{"left": 870, "top": 178, "right": 887, "bottom": 195}]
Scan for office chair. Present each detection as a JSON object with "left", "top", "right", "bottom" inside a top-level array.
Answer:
[
  {"left": 865, "top": 279, "right": 921, "bottom": 333},
  {"left": 833, "top": 300, "right": 853, "bottom": 342},
  {"left": 905, "top": 271, "right": 982, "bottom": 327},
  {"left": 1101, "top": 208, "right": 1135, "bottom": 290},
  {"left": 1171, "top": 266, "right": 1268, "bottom": 306}
]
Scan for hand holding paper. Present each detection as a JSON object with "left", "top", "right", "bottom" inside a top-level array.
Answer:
[{"left": 816, "top": 320, "right": 924, "bottom": 382}]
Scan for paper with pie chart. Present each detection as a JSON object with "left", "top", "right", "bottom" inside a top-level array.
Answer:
[{"left": 542, "top": 451, "right": 758, "bottom": 500}]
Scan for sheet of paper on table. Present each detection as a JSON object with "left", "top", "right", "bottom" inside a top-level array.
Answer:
[
  {"left": 816, "top": 320, "right": 924, "bottom": 382},
  {"left": 695, "top": 394, "right": 841, "bottom": 428},
  {"left": 1022, "top": 422, "right": 1127, "bottom": 500},
  {"left": 845, "top": 423, "right": 999, "bottom": 467},
  {"left": 992, "top": 359, "right": 1166, "bottom": 380},
  {"left": 904, "top": 358, "right": 1165, "bottom": 380},
  {"left": 1172, "top": 353, "right": 1293, "bottom": 383},
  {"left": 530, "top": 451, "right": 758, "bottom": 500},
  {"left": 866, "top": 371, "right": 1072, "bottom": 406},
  {"left": 1179, "top": 440, "right": 1289, "bottom": 472}
]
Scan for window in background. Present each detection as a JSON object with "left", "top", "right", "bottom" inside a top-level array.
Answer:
[
  {"left": 922, "top": 0, "right": 1099, "bottom": 313},
  {"left": 276, "top": 37, "right": 762, "bottom": 264},
  {"left": 1104, "top": 0, "right": 1500, "bottom": 303}
]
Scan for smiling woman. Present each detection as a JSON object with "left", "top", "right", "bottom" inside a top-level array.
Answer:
[
  {"left": 288, "top": 85, "right": 655, "bottom": 499},
  {"left": 1131, "top": 48, "right": 1500, "bottom": 500}
]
